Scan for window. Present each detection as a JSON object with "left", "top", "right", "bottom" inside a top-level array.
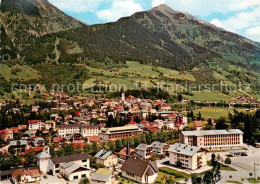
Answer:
[
  {"left": 81, "top": 174, "right": 86, "bottom": 178},
  {"left": 82, "top": 160, "right": 87, "bottom": 162},
  {"left": 55, "top": 164, "right": 59, "bottom": 168},
  {"left": 74, "top": 176, "right": 78, "bottom": 179}
]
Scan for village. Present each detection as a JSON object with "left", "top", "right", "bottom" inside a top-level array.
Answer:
[{"left": 0, "top": 91, "right": 259, "bottom": 184}]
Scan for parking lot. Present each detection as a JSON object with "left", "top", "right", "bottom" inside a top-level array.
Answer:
[{"left": 207, "top": 144, "right": 260, "bottom": 183}]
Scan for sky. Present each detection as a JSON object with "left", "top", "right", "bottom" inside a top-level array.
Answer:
[{"left": 48, "top": 0, "right": 260, "bottom": 42}]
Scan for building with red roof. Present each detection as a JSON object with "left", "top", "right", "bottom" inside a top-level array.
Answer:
[
  {"left": 12, "top": 168, "right": 40, "bottom": 184},
  {"left": 88, "top": 136, "right": 100, "bottom": 143},
  {"left": 193, "top": 121, "right": 202, "bottom": 131},
  {"left": 28, "top": 120, "right": 42, "bottom": 131}
]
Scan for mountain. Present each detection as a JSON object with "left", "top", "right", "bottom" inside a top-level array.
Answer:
[
  {"left": 1, "top": 0, "right": 83, "bottom": 58},
  {"left": 1, "top": 1, "right": 260, "bottom": 98}
]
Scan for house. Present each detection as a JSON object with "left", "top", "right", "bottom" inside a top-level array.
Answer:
[
  {"left": 118, "top": 147, "right": 136, "bottom": 160},
  {"left": 94, "top": 149, "right": 118, "bottom": 167},
  {"left": 37, "top": 151, "right": 51, "bottom": 174},
  {"left": 21, "top": 131, "right": 35, "bottom": 140},
  {"left": 193, "top": 121, "right": 202, "bottom": 131},
  {"left": 150, "top": 141, "right": 169, "bottom": 154},
  {"left": 50, "top": 114, "right": 60, "bottom": 121},
  {"left": 0, "top": 129, "right": 13, "bottom": 141},
  {"left": 44, "top": 120, "right": 56, "bottom": 130},
  {"left": 27, "top": 120, "right": 42, "bottom": 131},
  {"left": 9, "top": 140, "right": 28, "bottom": 156},
  {"left": 179, "top": 129, "right": 244, "bottom": 150},
  {"left": 53, "top": 136, "right": 66, "bottom": 146},
  {"left": 59, "top": 162, "right": 91, "bottom": 181},
  {"left": 88, "top": 136, "right": 100, "bottom": 144},
  {"left": 90, "top": 168, "right": 113, "bottom": 184},
  {"left": 11, "top": 168, "right": 40, "bottom": 184},
  {"left": 136, "top": 144, "right": 152, "bottom": 158},
  {"left": 121, "top": 158, "right": 158, "bottom": 183},
  {"left": 167, "top": 143, "right": 207, "bottom": 170},
  {"left": 32, "top": 137, "right": 45, "bottom": 147},
  {"left": 49, "top": 153, "right": 90, "bottom": 175}
]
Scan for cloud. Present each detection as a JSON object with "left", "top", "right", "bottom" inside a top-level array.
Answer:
[
  {"left": 210, "top": 19, "right": 222, "bottom": 28},
  {"left": 96, "top": 0, "right": 143, "bottom": 22},
  {"left": 48, "top": 0, "right": 107, "bottom": 13},
  {"left": 151, "top": 0, "right": 260, "bottom": 17},
  {"left": 246, "top": 26, "right": 260, "bottom": 42},
  {"left": 152, "top": 0, "right": 166, "bottom": 7}
]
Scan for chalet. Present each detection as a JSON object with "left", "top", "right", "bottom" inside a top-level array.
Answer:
[
  {"left": 95, "top": 149, "right": 118, "bottom": 167},
  {"left": 121, "top": 158, "right": 158, "bottom": 183},
  {"left": 136, "top": 144, "right": 152, "bottom": 158},
  {"left": 150, "top": 141, "right": 169, "bottom": 154},
  {"left": 11, "top": 168, "right": 40, "bottom": 184}
]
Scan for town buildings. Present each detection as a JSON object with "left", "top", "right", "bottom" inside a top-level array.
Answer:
[
  {"left": 179, "top": 129, "right": 244, "bottom": 150},
  {"left": 167, "top": 143, "right": 207, "bottom": 170}
]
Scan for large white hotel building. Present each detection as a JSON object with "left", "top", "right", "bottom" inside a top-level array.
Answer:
[{"left": 180, "top": 129, "right": 243, "bottom": 150}]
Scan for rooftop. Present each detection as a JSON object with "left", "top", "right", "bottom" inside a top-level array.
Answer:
[
  {"left": 181, "top": 129, "right": 243, "bottom": 136},
  {"left": 167, "top": 143, "right": 202, "bottom": 156}
]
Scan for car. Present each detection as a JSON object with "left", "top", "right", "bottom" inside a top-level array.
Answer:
[{"left": 57, "top": 174, "right": 63, "bottom": 179}]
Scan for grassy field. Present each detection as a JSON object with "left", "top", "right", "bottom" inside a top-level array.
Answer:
[
  {"left": 226, "top": 180, "right": 243, "bottom": 184},
  {"left": 117, "top": 176, "right": 138, "bottom": 184},
  {"left": 0, "top": 64, "right": 40, "bottom": 81},
  {"left": 183, "top": 91, "right": 234, "bottom": 102},
  {"left": 154, "top": 171, "right": 184, "bottom": 183},
  {"left": 247, "top": 178, "right": 260, "bottom": 183},
  {"left": 185, "top": 107, "right": 247, "bottom": 119}
]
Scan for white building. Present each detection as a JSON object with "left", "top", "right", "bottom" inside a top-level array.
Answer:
[
  {"left": 37, "top": 151, "right": 51, "bottom": 174},
  {"left": 27, "top": 120, "right": 43, "bottom": 131},
  {"left": 57, "top": 124, "right": 101, "bottom": 138},
  {"left": 94, "top": 149, "right": 118, "bottom": 167},
  {"left": 59, "top": 162, "right": 91, "bottom": 181},
  {"left": 121, "top": 158, "right": 158, "bottom": 183},
  {"left": 136, "top": 144, "right": 152, "bottom": 158},
  {"left": 167, "top": 143, "right": 207, "bottom": 170},
  {"left": 11, "top": 168, "right": 41, "bottom": 184},
  {"left": 49, "top": 153, "right": 90, "bottom": 175},
  {"left": 180, "top": 129, "right": 244, "bottom": 150}
]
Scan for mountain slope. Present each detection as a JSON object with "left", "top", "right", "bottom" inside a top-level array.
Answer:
[
  {"left": 18, "top": 4, "right": 260, "bottom": 70},
  {"left": 1, "top": 1, "right": 260, "bottom": 96},
  {"left": 0, "top": 0, "right": 83, "bottom": 58}
]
